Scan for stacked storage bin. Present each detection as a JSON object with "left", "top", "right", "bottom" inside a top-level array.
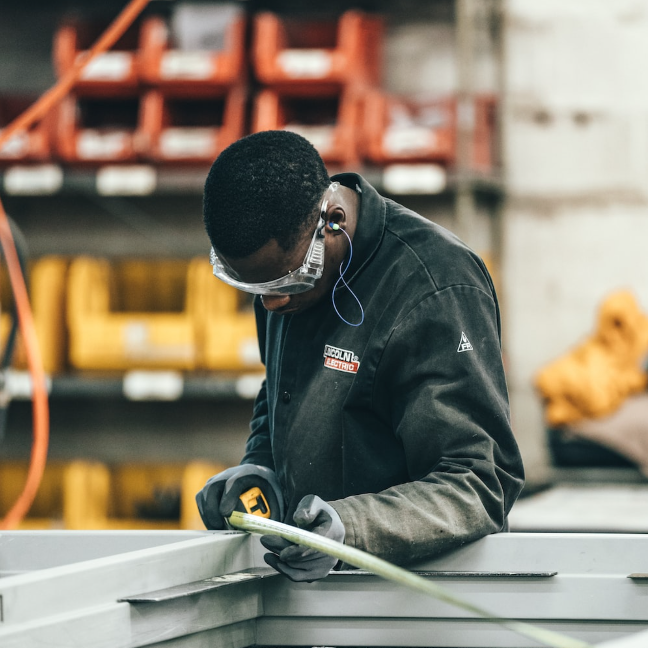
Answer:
[
  {"left": 61, "top": 460, "right": 226, "bottom": 530},
  {"left": 190, "top": 258, "right": 262, "bottom": 372},
  {"left": 0, "top": 460, "right": 226, "bottom": 529},
  {"left": 0, "top": 95, "right": 55, "bottom": 164},
  {"left": 65, "top": 256, "right": 264, "bottom": 373},
  {"left": 51, "top": 4, "right": 247, "bottom": 165},
  {"left": 361, "top": 91, "right": 498, "bottom": 172},
  {"left": 0, "top": 461, "right": 68, "bottom": 529},
  {"left": 0, "top": 256, "right": 69, "bottom": 375},
  {"left": 138, "top": 4, "right": 247, "bottom": 164},
  {"left": 66, "top": 257, "right": 200, "bottom": 371},
  {"left": 250, "top": 10, "right": 384, "bottom": 167},
  {"left": 52, "top": 18, "right": 144, "bottom": 163}
]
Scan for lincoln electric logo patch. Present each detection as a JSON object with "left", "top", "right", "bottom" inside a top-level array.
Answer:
[{"left": 323, "top": 344, "right": 360, "bottom": 374}]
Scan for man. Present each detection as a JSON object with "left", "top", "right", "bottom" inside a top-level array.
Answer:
[{"left": 196, "top": 129, "right": 525, "bottom": 582}]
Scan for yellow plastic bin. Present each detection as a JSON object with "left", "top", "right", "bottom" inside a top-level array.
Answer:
[
  {"left": 0, "top": 256, "right": 69, "bottom": 374},
  {"left": 190, "top": 258, "right": 263, "bottom": 372},
  {"left": 62, "top": 460, "right": 227, "bottom": 530},
  {"left": 66, "top": 257, "right": 198, "bottom": 371},
  {"left": 0, "top": 459, "right": 228, "bottom": 532},
  {"left": 0, "top": 461, "right": 67, "bottom": 529}
]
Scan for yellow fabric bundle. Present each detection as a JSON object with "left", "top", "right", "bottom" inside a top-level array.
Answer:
[{"left": 535, "top": 291, "right": 648, "bottom": 426}]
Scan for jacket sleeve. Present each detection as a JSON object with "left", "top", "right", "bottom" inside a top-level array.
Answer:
[
  {"left": 241, "top": 298, "right": 275, "bottom": 469},
  {"left": 330, "top": 285, "right": 525, "bottom": 566}
]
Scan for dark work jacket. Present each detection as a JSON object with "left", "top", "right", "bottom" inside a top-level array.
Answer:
[{"left": 242, "top": 172, "right": 525, "bottom": 566}]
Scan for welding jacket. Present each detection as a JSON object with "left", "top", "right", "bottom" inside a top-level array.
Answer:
[{"left": 241, "top": 172, "right": 525, "bottom": 566}]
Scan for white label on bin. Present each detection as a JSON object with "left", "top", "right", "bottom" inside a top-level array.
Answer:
[
  {"left": 239, "top": 338, "right": 261, "bottom": 366},
  {"left": 284, "top": 125, "right": 333, "bottom": 154},
  {"left": 123, "top": 370, "right": 184, "bottom": 401},
  {"left": 123, "top": 322, "right": 194, "bottom": 363},
  {"left": 278, "top": 49, "right": 332, "bottom": 78},
  {"left": 3, "top": 164, "right": 63, "bottom": 195},
  {"left": 124, "top": 322, "right": 149, "bottom": 353},
  {"left": 382, "top": 164, "right": 447, "bottom": 195},
  {"left": 383, "top": 126, "right": 437, "bottom": 155},
  {"left": 2, "top": 369, "right": 52, "bottom": 400},
  {"left": 235, "top": 373, "right": 265, "bottom": 399},
  {"left": 0, "top": 130, "right": 29, "bottom": 158},
  {"left": 77, "top": 130, "right": 129, "bottom": 160},
  {"left": 160, "top": 51, "right": 215, "bottom": 79},
  {"left": 96, "top": 165, "right": 157, "bottom": 195},
  {"left": 160, "top": 128, "right": 215, "bottom": 158},
  {"left": 80, "top": 52, "right": 132, "bottom": 81}
]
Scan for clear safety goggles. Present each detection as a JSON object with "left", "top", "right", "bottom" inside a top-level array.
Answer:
[{"left": 209, "top": 182, "right": 339, "bottom": 296}]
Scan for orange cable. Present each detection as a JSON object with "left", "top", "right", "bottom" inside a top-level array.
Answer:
[
  {"left": 0, "top": 0, "right": 151, "bottom": 529},
  {"left": 0, "top": 208, "right": 49, "bottom": 530}
]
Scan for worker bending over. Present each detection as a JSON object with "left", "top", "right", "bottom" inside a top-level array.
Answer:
[{"left": 196, "top": 130, "right": 524, "bottom": 581}]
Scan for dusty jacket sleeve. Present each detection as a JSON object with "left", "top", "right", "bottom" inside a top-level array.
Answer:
[
  {"left": 241, "top": 298, "right": 274, "bottom": 469},
  {"left": 330, "top": 285, "right": 525, "bottom": 566}
]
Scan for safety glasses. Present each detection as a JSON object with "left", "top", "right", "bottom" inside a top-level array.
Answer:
[{"left": 209, "top": 182, "right": 338, "bottom": 296}]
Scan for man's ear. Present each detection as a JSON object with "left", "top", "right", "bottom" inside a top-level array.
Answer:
[{"left": 324, "top": 205, "right": 346, "bottom": 233}]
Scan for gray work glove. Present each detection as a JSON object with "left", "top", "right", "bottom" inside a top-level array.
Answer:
[
  {"left": 260, "top": 494, "right": 345, "bottom": 582},
  {"left": 195, "top": 464, "right": 285, "bottom": 530}
]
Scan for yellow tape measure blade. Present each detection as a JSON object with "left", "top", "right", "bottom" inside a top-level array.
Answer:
[{"left": 239, "top": 487, "right": 271, "bottom": 518}]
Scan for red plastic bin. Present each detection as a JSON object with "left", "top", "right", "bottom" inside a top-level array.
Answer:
[
  {"left": 362, "top": 90, "right": 497, "bottom": 172},
  {"left": 472, "top": 95, "right": 498, "bottom": 172},
  {"left": 362, "top": 91, "right": 455, "bottom": 165},
  {"left": 139, "top": 9, "right": 247, "bottom": 91},
  {"left": 252, "top": 10, "right": 383, "bottom": 93},
  {"left": 252, "top": 88, "right": 363, "bottom": 167},
  {"left": 0, "top": 95, "right": 55, "bottom": 163},
  {"left": 140, "top": 86, "right": 246, "bottom": 164},
  {"left": 53, "top": 19, "right": 142, "bottom": 95},
  {"left": 53, "top": 93, "right": 143, "bottom": 163}
]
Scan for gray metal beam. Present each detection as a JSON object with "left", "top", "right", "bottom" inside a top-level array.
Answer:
[{"left": 2, "top": 531, "right": 648, "bottom": 648}]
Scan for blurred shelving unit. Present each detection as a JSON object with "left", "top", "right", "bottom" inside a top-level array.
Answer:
[
  {"left": 0, "top": 0, "right": 507, "bottom": 471},
  {"left": 0, "top": 162, "right": 504, "bottom": 198},
  {"left": 0, "top": 368, "right": 265, "bottom": 401}
]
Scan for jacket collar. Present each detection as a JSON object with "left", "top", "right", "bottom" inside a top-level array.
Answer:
[{"left": 330, "top": 172, "right": 386, "bottom": 284}]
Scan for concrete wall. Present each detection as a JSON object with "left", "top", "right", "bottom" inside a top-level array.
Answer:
[{"left": 502, "top": 0, "right": 648, "bottom": 480}]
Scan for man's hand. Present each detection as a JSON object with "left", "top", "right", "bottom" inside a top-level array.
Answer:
[
  {"left": 195, "top": 464, "right": 285, "bottom": 530},
  {"left": 261, "top": 494, "right": 345, "bottom": 582}
]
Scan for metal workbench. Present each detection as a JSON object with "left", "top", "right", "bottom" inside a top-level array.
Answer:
[{"left": 1, "top": 529, "right": 647, "bottom": 647}]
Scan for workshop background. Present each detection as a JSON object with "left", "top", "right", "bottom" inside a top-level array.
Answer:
[{"left": 1, "top": 0, "right": 647, "bottom": 531}]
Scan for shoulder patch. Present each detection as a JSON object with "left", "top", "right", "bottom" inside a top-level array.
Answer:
[{"left": 457, "top": 332, "right": 473, "bottom": 353}]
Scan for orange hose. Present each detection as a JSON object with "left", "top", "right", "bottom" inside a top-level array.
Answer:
[
  {"left": 0, "top": 208, "right": 49, "bottom": 530},
  {"left": 0, "top": 0, "right": 151, "bottom": 529}
]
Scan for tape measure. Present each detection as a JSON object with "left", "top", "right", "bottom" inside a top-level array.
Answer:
[{"left": 236, "top": 487, "right": 271, "bottom": 518}]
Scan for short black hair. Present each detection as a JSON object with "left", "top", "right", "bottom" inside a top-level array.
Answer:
[{"left": 203, "top": 130, "right": 331, "bottom": 258}]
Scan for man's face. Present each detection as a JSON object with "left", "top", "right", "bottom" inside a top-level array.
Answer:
[{"left": 220, "top": 225, "right": 347, "bottom": 316}]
